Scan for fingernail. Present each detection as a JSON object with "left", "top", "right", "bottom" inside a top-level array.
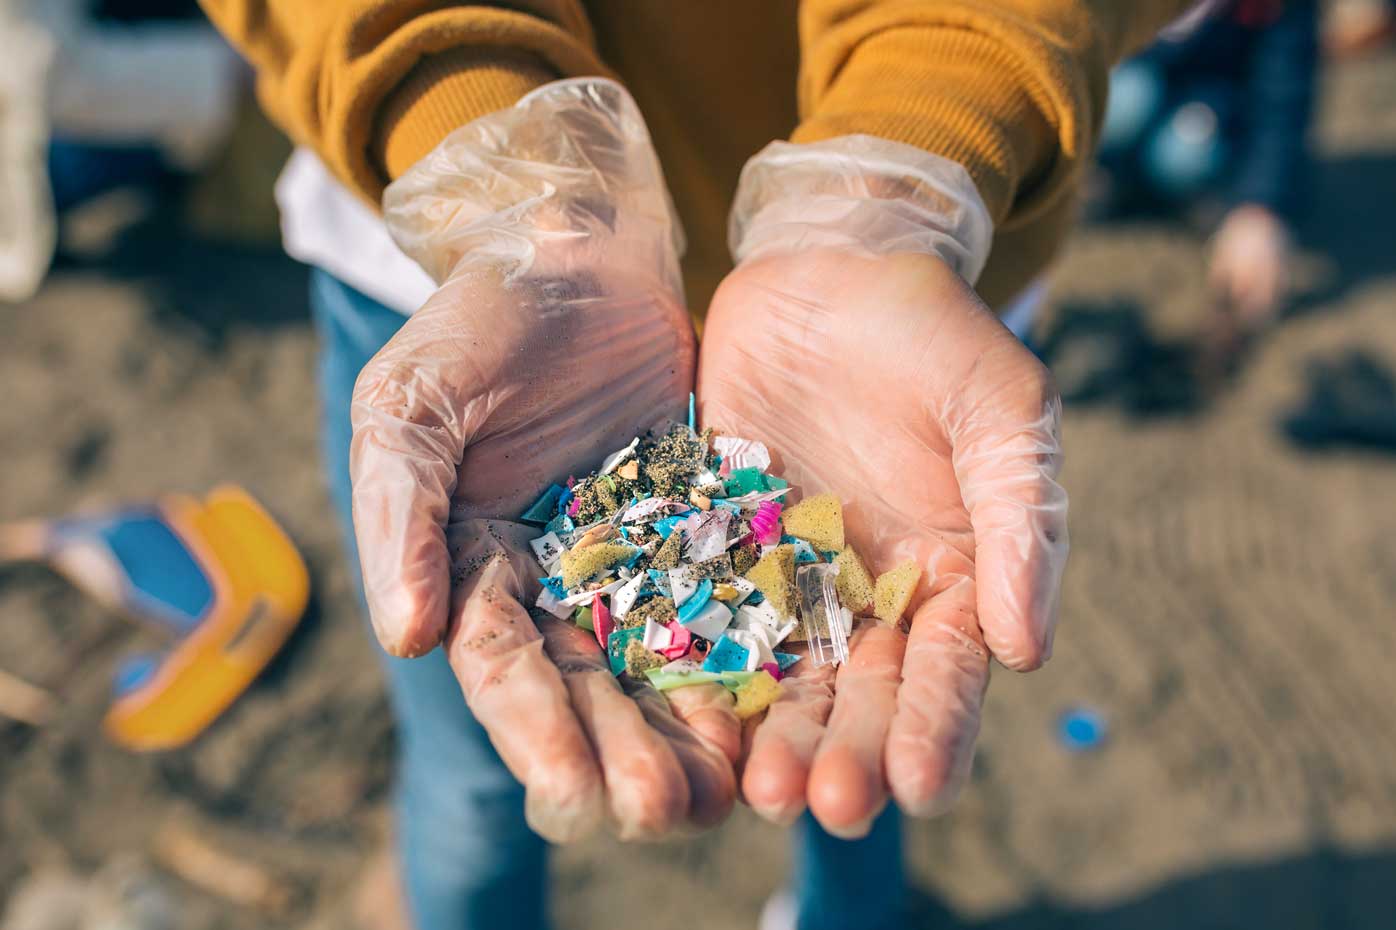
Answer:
[{"left": 821, "top": 815, "right": 876, "bottom": 840}]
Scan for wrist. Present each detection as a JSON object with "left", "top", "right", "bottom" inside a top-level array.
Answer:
[
  {"left": 728, "top": 135, "right": 992, "bottom": 285},
  {"left": 383, "top": 78, "right": 683, "bottom": 286}
]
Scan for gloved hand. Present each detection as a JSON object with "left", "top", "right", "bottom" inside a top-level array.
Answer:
[
  {"left": 700, "top": 137, "right": 1069, "bottom": 836},
  {"left": 352, "top": 79, "right": 739, "bottom": 842}
]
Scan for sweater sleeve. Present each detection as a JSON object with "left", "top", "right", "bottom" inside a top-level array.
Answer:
[
  {"left": 1231, "top": 0, "right": 1319, "bottom": 220},
  {"left": 197, "top": 1, "right": 610, "bottom": 202},
  {"left": 792, "top": 0, "right": 1198, "bottom": 229}
]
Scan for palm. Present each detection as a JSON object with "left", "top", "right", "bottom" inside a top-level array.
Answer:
[{"left": 698, "top": 248, "right": 1066, "bottom": 833}]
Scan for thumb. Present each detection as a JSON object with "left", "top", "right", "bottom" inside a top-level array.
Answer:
[
  {"left": 349, "top": 323, "right": 474, "bottom": 657},
  {"left": 945, "top": 333, "right": 1069, "bottom": 671}
]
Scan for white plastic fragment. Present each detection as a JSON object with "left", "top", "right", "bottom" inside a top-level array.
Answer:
[
  {"left": 714, "top": 436, "right": 772, "bottom": 473},
  {"left": 561, "top": 576, "right": 625, "bottom": 607},
  {"left": 642, "top": 617, "right": 674, "bottom": 652},
  {"left": 681, "top": 599, "right": 734, "bottom": 642},
  {"left": 611, "top": 571, "right": 647, "bottom": 620},
  {"left": 598, "top": 437, "right": 639, "bottom": 475},
  {"left": 734, "top": 599, "right": 797, "bottom": 645},
  {"left": 682, "top": 509, "right": 732, "bottom": 563},
  {"left": 535, "top": 586, "right": 574, "bottom": 620},
  {"left": 669, "top": 566, "right": 700, "bottom": 606},
  {"left": 529, "top": 532, "right": 565, "bottom": 571}
]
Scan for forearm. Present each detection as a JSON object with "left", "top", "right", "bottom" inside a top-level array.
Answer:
[{"left": 794, "top": 0, "right": 1197, "bottom": 227}]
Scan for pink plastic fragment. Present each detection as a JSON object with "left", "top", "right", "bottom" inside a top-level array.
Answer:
[
  {"left": 592, "top": 593, "right": 613, "bottom": 650},
  {"left": 567, "top": 497, "right": 581, "bottom": 517},
  {"left": 760, "top": 661, "right": 783, "bottom": 682},
  {"left": 659, "top": 621, "right": 693, "bottom": 660},
  {"left": 750, "top": 501, "right": 783, "bottom": 546}
]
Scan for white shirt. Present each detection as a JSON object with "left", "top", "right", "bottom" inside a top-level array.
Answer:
[{"left": 274, "top": 147, "right": 435, "bottom": 315}]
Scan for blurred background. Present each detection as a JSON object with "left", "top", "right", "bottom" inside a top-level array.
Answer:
[{"left": 2, "top": 1, "right": 1395, "bottom": 928}]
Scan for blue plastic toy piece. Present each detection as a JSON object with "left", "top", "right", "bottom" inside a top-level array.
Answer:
[{"left": 1057, "top": 707, "right": 1108, "bottom": 752}]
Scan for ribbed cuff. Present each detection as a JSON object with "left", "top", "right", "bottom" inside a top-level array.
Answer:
[
  {"left": 792, "top": 26, "right": 1056, "bottom": 224},
  {"left": 374, "top": 49, "right": 557, "bottom": 182}
]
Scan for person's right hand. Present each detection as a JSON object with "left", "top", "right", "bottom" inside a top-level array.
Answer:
[{"left": 350, "top": 80, "right": 740, "bottom": 843}]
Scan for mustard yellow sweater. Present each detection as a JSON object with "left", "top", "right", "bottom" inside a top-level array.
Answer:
[{"left": 199, "top": 0, "right": 1190, "bottom": 310}]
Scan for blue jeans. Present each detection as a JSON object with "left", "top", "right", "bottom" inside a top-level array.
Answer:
[{"left": 310, "top": 268, "right": 905, "bottom": 930}]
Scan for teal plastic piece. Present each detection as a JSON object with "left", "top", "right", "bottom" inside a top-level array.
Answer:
[
  {"left": 544, "top": 513, "right": 574, "bottom": 537},
  {"left": 723, "top": 468, "right": 768, "bottom": 497},
  {"left": 775, "top": 652, "right": 801, "bottom": 671},
  {"left": 521, "top": 485, "right": 564, "bottom": 524},
  {"left": 607, "top": 627, "right": 645, "bottom": 675},
  {"left": 539, "top": 576, "right": 567, "bottom": 599}
]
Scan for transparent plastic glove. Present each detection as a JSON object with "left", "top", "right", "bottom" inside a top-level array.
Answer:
[
  {"left": 704, "top": 138, "right": 1067, "bottom": 836},
  {"left": 352, "top": 79, "right": 737, "bottom": 842}
]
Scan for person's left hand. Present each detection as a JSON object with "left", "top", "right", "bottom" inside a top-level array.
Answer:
[
  {"left": 699, "top": 246, "right": 1068, "bottom": 836},
  {"left": 1209, "top": 204, "right": 1291, "bottom": 327}
]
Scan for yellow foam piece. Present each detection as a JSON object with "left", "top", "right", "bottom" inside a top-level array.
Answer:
[
  {"left": 874, "top": 559, "right": 922, "bottom": 625},
  {"left": 734, "top": 670, "right": 783, "bottom": 720},
  {"left": 560, "top": 542, "right": 633, "bottom": 590},
  {"left": 779, "top": 493, "right": 845, "bottom": 552},
  {"left": 834, "top": 546, "right": 876, "bottom": 613},
  {"left": 744, "top": 544, "right": 796, "bottom": 618}
]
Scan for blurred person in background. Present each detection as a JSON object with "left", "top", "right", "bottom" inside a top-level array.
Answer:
[
  {"left": 199, "top": 3, "right": 1201, "bottom": 930},
  {"left": 0, "top": 0, "right": 241, "bottom": 302},
  {"left": 1094, "top": 0, "right": 1319, "bottom": 340}
]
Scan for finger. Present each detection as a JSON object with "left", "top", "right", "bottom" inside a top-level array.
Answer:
[
  {"left": 537, "top": 620, "right": 692, "bottom": 840},
  {"left": 350, "top": 331, "right": 472, "bottom": 658},
  {"left": 628, "top": 680, "right": 738, "bottom": 831},
  {"left": 739, "top": 651, "right": 835, "bottom": 826},
  {"left": 950, "top": 355, "right": 1069, "bottom": 670},
  {"left": 665, "top": 682, "right": 742, "bottom": 765},
  {"left": 443, "top": 535, "right": 605, "bottom": 843},
  {"left": 807, "top": 622, "right": 905, "bottom": 839},
  {"left": 886, "top": 576, "right": 991, "bottom": 817}
]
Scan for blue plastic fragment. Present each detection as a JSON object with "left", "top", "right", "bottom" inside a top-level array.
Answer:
[
  {"left": 747, "top": 590, "right": 765, "bottom": 605},
  {"left": 702, "top": 635, "right": 750, "bottom": 674},
  {"left": 1057, "top": 707, "right": 1107, "bottom": 752},
  {"left": 653, "top": 515, "right": 686, "bottom": 539},
  {"left": 112, "top": 653, "right": 161, "bottom": 696},
  {"left": 774, "top": 652, "right": 802, "bottom": 672},
  {"left": 688, "top": 392, "right": 696, "bottom": 431},
  {"left": 676, "top": 579, "right": 714, "bottom": 624},
  {"left": 521, "top": 484, "right": 564, "bottom": 524},
  {"left": 539, "top": 576, "right": 568, "bottom": 599},
  {"left": 607, "top": 627, "right": 645, "bottom": 676}
]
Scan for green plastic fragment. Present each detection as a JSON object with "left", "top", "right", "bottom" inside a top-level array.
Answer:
[
  {"left": 574, "top": 605, "right": 594, "bottom": 632},
  {"left": 643, "top": 667, "right": 758, "bottom": 692}
]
